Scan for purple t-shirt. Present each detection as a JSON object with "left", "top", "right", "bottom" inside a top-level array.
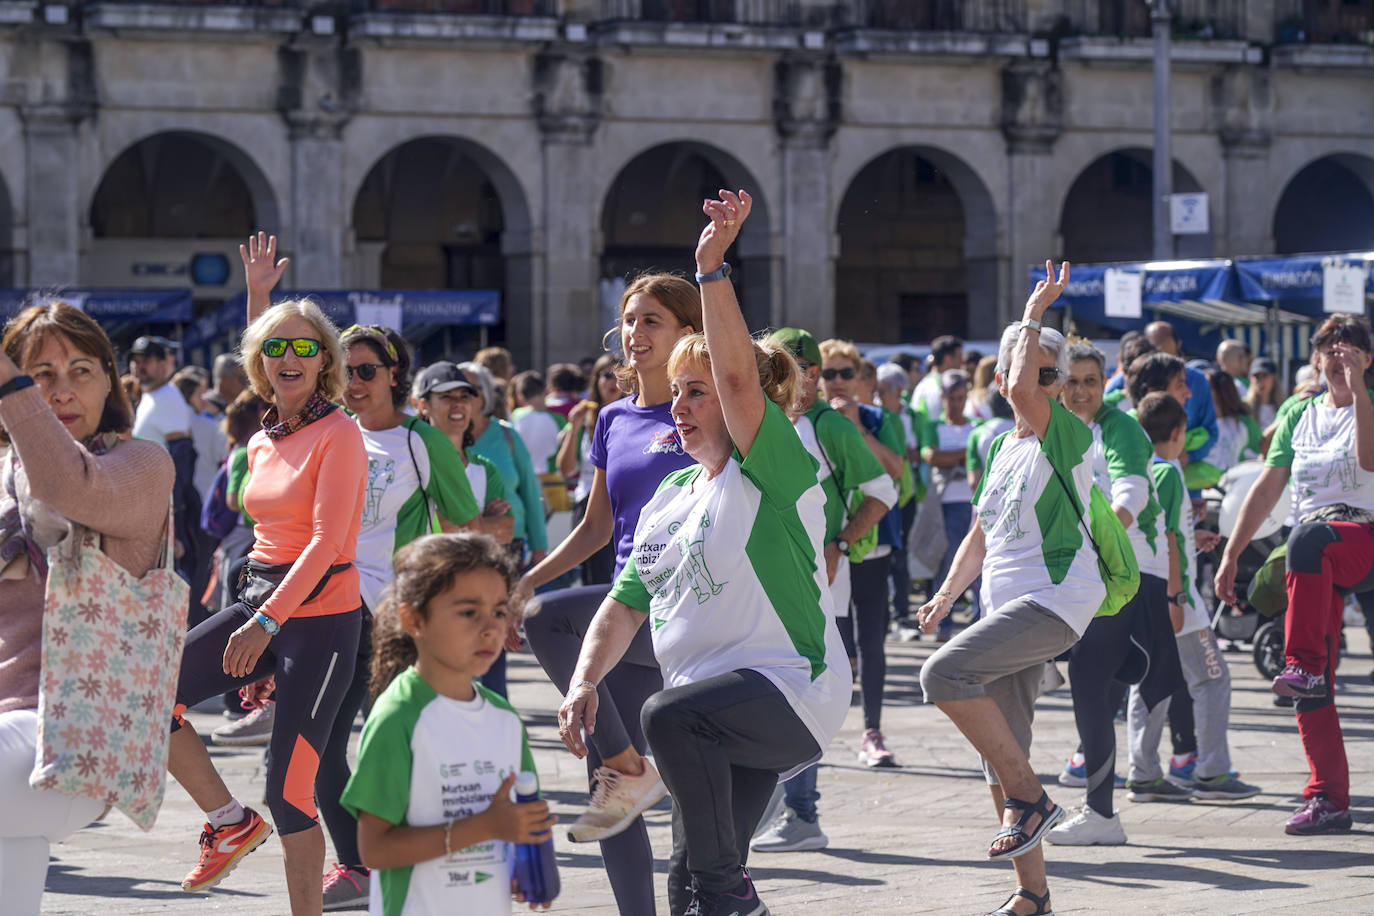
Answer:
[{"left": 589, "top": 396, "right": 695, "bottom": 576}]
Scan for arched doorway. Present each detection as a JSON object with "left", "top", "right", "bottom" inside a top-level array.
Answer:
[
  {"left": 834, "top": 146, "right": 999, "bottom": 343},
  {"left": 87, "top": 131, "right": 279, "bottom": 345},
  {"left": 351, "top": 136, "right": 533, "bottom": 366},
  {"left": 1059, "top": 149, "right": 1212, "bottom": 262},
  {"left": 600, "top": 142, "right": 772, "bottom": 332},
  {"left": 1273, "top": 154, "right": 1374, "bottom": 254}
]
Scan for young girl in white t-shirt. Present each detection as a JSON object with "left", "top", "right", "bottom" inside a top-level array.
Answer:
[{"left": 342, "top": 534, "right": 554, "bottom": 915}]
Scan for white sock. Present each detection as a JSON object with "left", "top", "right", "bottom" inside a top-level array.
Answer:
[
  {"left": 207, "top": 798, "right": 245, "bottom": 828},
  {"left": 1171, "top": 754, "right": 1194, "bottom": 768}
]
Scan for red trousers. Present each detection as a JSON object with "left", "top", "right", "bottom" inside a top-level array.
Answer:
[{"left": 1283, "top": 521, "right": 1374, "bottom": 809}]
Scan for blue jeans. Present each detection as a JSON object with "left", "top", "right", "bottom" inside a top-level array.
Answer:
[
  {"left": 782, "top": 763, "right": 820, "bottom": 822},
  {"left": 936, "top": 501, "right": 980, "bottom": 636}
]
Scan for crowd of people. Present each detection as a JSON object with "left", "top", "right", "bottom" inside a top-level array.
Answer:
[{"left": 0, "top": 196, "right": 1369, "bottom": 916}]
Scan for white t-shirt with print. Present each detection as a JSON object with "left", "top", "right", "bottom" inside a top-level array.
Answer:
[
  {"left": 610, "top": 402, "right": 852, "bottom": 750},
  {"left": 973, "top": 400, "right": 1105, "bottom": 636},
  {"left": 356, "top": 425, "right": 423, "bottom": 612},
  {"left": 1267, "top": 392, "right": 1374, "bottom": 519}
]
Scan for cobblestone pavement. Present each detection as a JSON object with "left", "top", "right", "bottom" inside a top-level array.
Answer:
[{"left": 41, "top": 624, "right": 1374, "bottom": 915}]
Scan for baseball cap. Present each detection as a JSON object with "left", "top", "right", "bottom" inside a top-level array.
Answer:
[
  {"left": 1250, "top": 357, "right": 1277, "bottom": 376},
  {"left": 129, "top": 335, "right": 178, "bottom": 359},
  {"left": 413, "top": 361, "right": 479, "bottom": 399},
  {"left": 768, "top": 327, "right": 822, "bottom": 367},
  {"left": 941, "top": 369, "right": 969, "bottom": 393}
]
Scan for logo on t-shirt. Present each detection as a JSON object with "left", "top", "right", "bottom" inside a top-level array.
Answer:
[
  {"left": 363, "top": 457, "right": 396, "bottom": 526},
  {"left": 641, "top": 510, "right": 727, "bottom": 607},
  {"left": 644, "top": 428, "right": 685, "bottom": 456}
]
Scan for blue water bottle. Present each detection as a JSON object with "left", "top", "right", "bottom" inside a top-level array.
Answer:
[{"left": 513, "top": 771, "right": 560, "bottom": 904}]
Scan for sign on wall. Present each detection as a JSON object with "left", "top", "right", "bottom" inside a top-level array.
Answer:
[{"left": 1169, "top": 193, "right": 1209, "bottom": 235}]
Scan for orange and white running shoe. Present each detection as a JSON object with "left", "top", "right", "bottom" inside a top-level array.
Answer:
[{"left": 181, "top": 807, "right": 273, "bottom": 892}]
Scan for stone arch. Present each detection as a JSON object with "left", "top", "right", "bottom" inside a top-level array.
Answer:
[
  {"left": 833, "top": 145, "right": 1000, "bottom": 342},
  {"left": 1058, "top": 148, "right": 1212, "bottom": 262},
  {"left": 598, "top": 140, "right": 773, "bottom": 331},
  {"left": 1272, "top": 153, "right": 1374, "bottom": 254},
  {"left": 349, "top": 135, "right": 534, "bottom": 366},
  {"left": 88, "top": 130, "right": 281, "bottom": 237}
]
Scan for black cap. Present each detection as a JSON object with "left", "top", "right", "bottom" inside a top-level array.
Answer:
[
  {"left": 1250, "top": 357, "right": 1277, "bottom": 376},
  {"left": 129, "top": 335, "right": 178, "bottom": 359},
  {"left": 413, "top": 361, "right": 479, "bottom": 399}
]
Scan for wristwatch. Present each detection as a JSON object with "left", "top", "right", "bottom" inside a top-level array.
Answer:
[
  {"left": 252, "top": 611, "right": 281, "bottom": 636},
  {"left": 1169, "top": 592, "right": 1187, "bottom": 606},
  {"left": 695, "top": 262, "right": 732, "bottom": 284},
  {"left": 834, "top": 538, "right": 851, "bottom": 556},
  {"left": 1019, "top": 317, "right": 1043, "bottom": 333}
]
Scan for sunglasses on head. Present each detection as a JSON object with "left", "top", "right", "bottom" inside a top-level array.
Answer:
[
  {"left": 1038, "top": 366, "right": 1064, "bottom": 387},
  {"left": 342, "top": 324, "right": 399, "bottom": 363},
  {"left": 262, "top": 337, "right": 321, "bottom": 359},
  {"left": 821, "top": 367, "right": 856, "bottom": 381},
  {"left": 347, "top": 363, "right": 385, "bottom": 382}
]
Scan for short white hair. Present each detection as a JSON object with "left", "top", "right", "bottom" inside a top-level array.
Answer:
[
  {"left": 875, "top": 362, "right": 908, "bottom": 392},
  {"left": 995, "top": 322, "right": 1068, "bottom": 382}
]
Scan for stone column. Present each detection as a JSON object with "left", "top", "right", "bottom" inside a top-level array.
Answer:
[
  {"left": 1001, "top": 62, "right": 1063, "bottom": 328},
  {"left": 534, "top": 50, "right": 602, "bottom": 368},
  {"left": 776, "top": 54, "right": 840, "bottom": 337},
  {"left": 284, "top": 113, "right": 350, "bottom": 288},
  {"left": 21, "top": 103, "right": 90, "bottom": 287},
  {"left": 1213, "top": 67, "right": 1274, "bottom": 256}
]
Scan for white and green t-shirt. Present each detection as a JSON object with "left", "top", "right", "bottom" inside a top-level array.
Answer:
[
  {"left": 967, "top": 417, "right": 1015, "bottom": 478},
  {"left": 1205, "top": 414, "right": 1260, "bottom": 473},
  {"left": 511, "top": 406, "right": 567, "bottom": 476},
  {"left": 919, "top": 415, "right": 975, "bottom": 504},
  {"left": 464, "top": 451, "right": 507, "bottom": 509},
  {"left": 973, "top": 400, "right": 1105, "bottom": 636},
  {"left": 355, "top": 419, "right": 480, "bottom": 611},
  {"left": 1266, "top": 389, "right": 1374, "bottom": 519},
  {"left": 794, "top": 401, "right": 898, "bottom": 617},
  {"left": 1088, "top": 405, "right": 1165, "bottom": 579},
  {"left": 609, "top": 401, "right": 851, "bottom": 748},
  {"left": 1152, "top": 458, "right": 1207, "bottom": 635},
  {"left": 341, "top": 669, "right": 535, "bottom": 916}
]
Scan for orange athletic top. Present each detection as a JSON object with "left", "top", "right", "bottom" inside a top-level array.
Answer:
[{"left": 243, "top": 407, "right": 367, "bottom": 623}]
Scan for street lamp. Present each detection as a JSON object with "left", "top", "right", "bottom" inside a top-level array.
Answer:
[{"left": 1150, "top": 0, "right": 1174, "bottom": 260}]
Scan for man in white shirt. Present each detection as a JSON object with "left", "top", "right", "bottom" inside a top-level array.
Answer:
[{"left": 130, "top": 335, "right": 193, "bottom": 446}]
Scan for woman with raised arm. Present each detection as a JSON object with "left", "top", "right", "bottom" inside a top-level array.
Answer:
[
  {"left": 163, "top": 232, "right": 367, "bottom": 914},
  {"left": 917, "top": 261, "right": 1098, "bottom": 916},
  {"left": 1214, "top": 314, "right": 1374, "bottom": 837},
  {"left": 514, "top": 278, "right": 701, "bottom": 911},
  {"left": 558, "top": 191, "right": 850, "bottom": 916}
]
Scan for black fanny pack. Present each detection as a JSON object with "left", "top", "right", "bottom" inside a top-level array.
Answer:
[{"left": 237, "top": 558, "right": 352, "bottom": 611}]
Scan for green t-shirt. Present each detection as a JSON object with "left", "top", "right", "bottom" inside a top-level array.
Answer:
[
  {"left": 794, "top": 400, "right": 894, "bottom": 542},
  {"left": 1090, "top": 403, "right": 1165, "bottom": 578},
  {"left": 341, "top": 669, "right": 535, "bottom": 916},
  {"left": 227, "top": 445, "right": 254, "bottom": 528}
]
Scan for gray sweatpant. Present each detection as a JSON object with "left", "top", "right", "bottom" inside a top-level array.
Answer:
[{"left": 1128, "top": 626, "right": 1233, "bottom": 782}]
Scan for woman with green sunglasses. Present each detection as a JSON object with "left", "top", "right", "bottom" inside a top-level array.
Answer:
[{"left": 163, "top": 233, "right": 368, "bottom": 915}]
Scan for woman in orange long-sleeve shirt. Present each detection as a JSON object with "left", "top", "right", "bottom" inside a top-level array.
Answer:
[{"left": 166, "top": 234, "right": 367, "bottom": 915}]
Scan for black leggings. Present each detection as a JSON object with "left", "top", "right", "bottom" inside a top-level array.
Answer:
[
  {"left": 849, "top": 553, "right": 893, "bottom": 731},
  {"left": 523, "top": 584, "right": 662, "bottom": 916},
  {"left": 1067, "top": 584, "right": 1142, "bottom": 818},
  {"left": 172, "top": 603, "right": 361, "bottom": 836},
  {"left": 316, "top": 612, "right": 373, "bottom": 869},
  {"left": 1169, "top": 683, "right": 1197, "bottom": 757}
]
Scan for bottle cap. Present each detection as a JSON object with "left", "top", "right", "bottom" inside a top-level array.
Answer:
[{"left": 514, "top": 771, "right": 539, "bottom": 797}]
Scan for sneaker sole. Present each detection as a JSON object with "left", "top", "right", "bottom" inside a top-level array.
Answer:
[
  {"left": 1057, "top": 773, "right": 1087, "bottom": 788},
  {"left": 1272, "top": 680, "right": 1325, "bottom": 699},
  {"left": 322, "top": 891, "right": 370, "bottom": 912},
  {"left": 181, "top": 819, "right": 273, "bottom": 892},
  {"left": 567, "top": 778, "right": 668, "bottom": 844},
  {"left": 1284, "top": 815, "right": 1352, "bottom": 836},
  {"left": 750, "top": 835, "right": 829, "bottom": 853},
  {"left": 1127, "top": 792, "right": 1194, "bottom": 803},
  {"left": 1192, "top": 788, "right": 1261, "bottom": 801}
]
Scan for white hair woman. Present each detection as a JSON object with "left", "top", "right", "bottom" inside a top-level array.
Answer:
[
  {"left": 917, "top": 262, "right": 1101, "bottom": 916},
  {"left": 165, "top": 233, "right": 368, "bottom": 915}
]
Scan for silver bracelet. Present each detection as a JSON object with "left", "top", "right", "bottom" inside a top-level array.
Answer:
[
  {"left": 443, "top": 817, "right": 454, "bottom": 860},
  {"left": 572, "top": 679, "right": 597, "bottom": 692}
]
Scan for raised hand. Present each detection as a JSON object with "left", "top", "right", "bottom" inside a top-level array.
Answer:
[
  {"left": 695, "top": 189, "right": 752, "bottom": 274},
  {"left": 240, "top": 231, "right": 289, "bottom": 324},
  {"left": 1024, "top": 259, "right": 1070, "bottom": 321}
]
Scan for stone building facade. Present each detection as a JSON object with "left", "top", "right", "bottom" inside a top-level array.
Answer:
[{"left": 0, "top": 0, "right": 1371, "bottom": 367}]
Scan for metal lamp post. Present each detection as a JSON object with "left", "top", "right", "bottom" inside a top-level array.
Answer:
[{"left": 1150, "top": 0, "right": 1174, "bottom": 260}]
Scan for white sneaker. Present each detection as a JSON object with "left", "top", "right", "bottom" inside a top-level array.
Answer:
[
  {"left": 1045, "top": 806, "right": 1127, "bottom": 846},
  {"left": 210, "top": 704, "right": 275, "bottom": 746},
  {"left": 566, "top": 757, "right": 668, "bottom": 843},
  {"left": 751, "top": 783, "right": 787, "bottom": 841},
  {"left": 750, "top": 809, "right": 829, "bottom": 853}
]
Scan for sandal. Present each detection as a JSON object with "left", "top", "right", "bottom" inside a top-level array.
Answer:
[
  {"left": 986, "top": 886, "right": 1053, "bottom": 916},
  {"left": 988, "top": 790, "right": 1063, "bottom": 861}
]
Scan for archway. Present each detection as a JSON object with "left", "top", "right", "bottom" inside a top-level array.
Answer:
[
  {"left": 351, "top": 136, "right": 533, "bottom": 366},
  {"left": 1273, "top": 154, "right": 1374, "bottom": 254},
  {"left": 600, "top": 142, "right": 773, "bottom": 332},
  {"left": 1059, "top": 149, "right": 1212, "bottom": 262},
  {"left": 834, "top": 146, "right": 999, "bottom": 343}
]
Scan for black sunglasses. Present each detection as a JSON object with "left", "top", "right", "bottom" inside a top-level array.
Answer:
[
  {"left": 1038, "top": 366, "right": 1064, "bottom": 387},
  {"left": 347, "top": 363, "right": 385, "bottom": 382},
  {"left": 262, "top": 337, "right": 321, "bottom": 359},
  {"left": 821, "top": 367, "right": 856, "bottom": 381}
]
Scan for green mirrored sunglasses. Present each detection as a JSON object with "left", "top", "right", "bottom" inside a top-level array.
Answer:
[{"left": 262, "top": 337, "right": 322, "bottom": 359}]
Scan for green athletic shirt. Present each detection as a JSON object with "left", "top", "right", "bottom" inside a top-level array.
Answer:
[
  {"left": 1151, "top": 458, "right": 1207, "bottom": 634},
  {"left": 341, "top": 669, "right": 535, "bottom": 916},
  {"left": 795, "top": 400, "right": 895, "bottom": 543},
  {"left": 227, "top": 444, "right": 254, "bottom": 528}
]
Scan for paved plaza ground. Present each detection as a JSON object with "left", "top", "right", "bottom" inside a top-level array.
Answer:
[{"left": 40, "top": 623, "right": 1374, "bottom": 915}]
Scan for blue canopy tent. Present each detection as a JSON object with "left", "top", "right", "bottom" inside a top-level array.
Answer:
[
  {"left": 182, "top": 289, "right": 502, "bottom": 365},
  {"left": 0, "top": 288, "right": 194, "bottom": 323}
]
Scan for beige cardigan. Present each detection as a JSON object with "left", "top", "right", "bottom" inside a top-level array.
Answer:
[{"left": 0, "top": 386, "right": 174, "bottom": 715}]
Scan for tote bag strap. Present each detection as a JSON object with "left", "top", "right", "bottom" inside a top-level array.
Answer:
[{"left": 158, "top": 501, "right": 176, "bottom": 571}]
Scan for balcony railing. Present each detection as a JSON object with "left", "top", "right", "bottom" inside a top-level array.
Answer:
[
  {"left": 600, "top": 0, "right": 1026, "bottom": 31},
  {"left": 352, "top": 0, "right": 554, "bottom": 12},
  {"left": 598, "top": 1, "right": 799, "bottom": 24},
  {"left": 1059, "top": 0, "right": 1246, "bottom": 38},
  {"left": 1273, "top": 0, "right": 1374, "bottom": 43}
]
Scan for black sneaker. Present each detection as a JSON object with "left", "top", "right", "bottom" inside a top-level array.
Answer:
[{"left": 685, "top": 873, "right": 769, "bottom": 916}]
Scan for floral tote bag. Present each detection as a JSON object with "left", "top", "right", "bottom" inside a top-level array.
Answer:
[{"left": 29, "top": 507, "right": 188, "bottom": 830}]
